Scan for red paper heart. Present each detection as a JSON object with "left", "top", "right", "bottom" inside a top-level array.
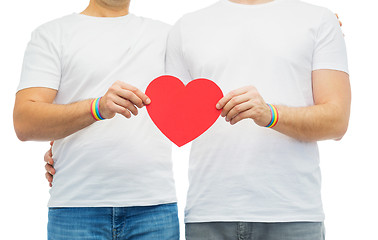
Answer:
[{"left": 146, "top": 75, "right": 223, "bottom": 147}]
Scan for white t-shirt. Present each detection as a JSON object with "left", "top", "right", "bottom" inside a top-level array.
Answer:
[
  {"left": 18, "top": 13, "right": 177, "bottom": 207},
  {"left": 166, "top": 0, "right": 348, "bottom": 222}
]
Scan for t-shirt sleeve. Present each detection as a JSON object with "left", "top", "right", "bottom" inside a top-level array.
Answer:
[
  {"left": 165, "top": 19, "right": 192, "bottom": 84},
  {"left": 312, "top": 9, "right": 349, "bottom": 74},
  {"left": 18, "top": 26, "right": 61, "bottom": 92}
]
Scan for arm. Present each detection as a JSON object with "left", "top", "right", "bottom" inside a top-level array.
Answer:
[
  {"left": 14, "top": 87, "right": 93, "bottom": 141},
  {"left": 14, "top": 81, "right": 151, "bottom": 141},
  {"left": 274, "top": 70, "right": 350, "bottom": 141},
  {"left": 15, "top": 23, "right": 151, "bottom": 141},
  {"left": 216, "top": 69, "right": 351, "bottom": 142}
]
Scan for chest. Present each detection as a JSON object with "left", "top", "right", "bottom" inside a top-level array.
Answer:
[
  {"left": 55, "top": 25, "right": 166, "bottom": 103},
  {"left": 182, "top": 14, "right": 317, "bottom": 77}
]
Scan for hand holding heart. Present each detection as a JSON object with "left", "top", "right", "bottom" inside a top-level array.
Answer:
[
  {"left": 216, "top": 85, "right": 272, "bottom": 126},
  {"left": 99, "top": 81, "right": 151, "bottom": 119},
  {"left": 98, "top": 78, "right": 272, "bottom": 147}
]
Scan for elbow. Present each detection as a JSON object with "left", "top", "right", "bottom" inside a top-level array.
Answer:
[
  {"left": 16, "top": 134, "right": 28, "bottom": 142},
  {"left": 13, "top": 106, "right": 30, "bottom": 141},
  {"left": 334, "top": 129, "right": 346, "bottom": 141},
  {"left": 13, "top": 113, "right": 32, "bottom": 142},
  {"left": 14, "top": 122, "right": 30, "bottom": 142},
  {"left": 331, "top": 104, "right": 350, "bottom": 141},
  {"left": 333, "top": 120, "right": 349, "bottom": 141},
  {"left": 15, "top": 131, "right": 28, "bottom": 142}
]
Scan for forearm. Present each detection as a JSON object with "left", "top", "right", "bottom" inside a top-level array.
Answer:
[
  {"left": 274, "top": 103, "right": 349, "bottom": 142},
  {"left": 14, "top": 81, "right": 151, "bottom": 142},
  {"left": 218, "top": 71, "right": 350, "bottom": 142},
  {"left": 14, "top": 99, "right": 95, "bottom": 141}
]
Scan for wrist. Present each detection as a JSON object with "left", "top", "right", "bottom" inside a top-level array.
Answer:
[
  {"left": 265, "top": 104, "right": 279, "bottom": 128},
  {"left": 90, "top": 97, "right": 105, "bottom": 121}
]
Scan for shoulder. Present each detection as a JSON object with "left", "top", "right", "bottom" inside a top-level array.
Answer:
[
  {"left": 176, "top": 1, "right": 223, "bottom": 25},
  {"left": 294, "top": 1, "right": 339, "bottom": 30},
  {"left": 133, "top": 15, "right": 172, "bottom": 36},
  {"left": 282, "top": 0, "right": 329, "bottom": 12},
  {"left": 283, "top": 0, "right": 335, "bottom": 20},
  {"left": 278, "top": 0, "right": 338, "bottom": 32},
  {"left": 31, "top": 14, "right": 76, "bottom": 39},
  {"left": 168, "top": 1, "right": 223, "bottom": 36}
]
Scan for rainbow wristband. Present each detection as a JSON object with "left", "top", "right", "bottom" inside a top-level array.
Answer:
[
  {"left": 265, "top": 104, "right": 279, "bottom": 128},
  {"left": 90, "top": 97, "right": 105, "bottom": 121}
]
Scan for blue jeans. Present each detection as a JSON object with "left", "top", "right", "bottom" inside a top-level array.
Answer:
[
  {"left": 186, "top": 222, "right": 325, "bottom": 240},
  {"left": 48, "top": 203, "right": 179, "bottom": 240}
]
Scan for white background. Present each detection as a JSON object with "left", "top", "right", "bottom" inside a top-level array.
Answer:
[{"left": 0, "top": 0, "right": 377, "bottom": 239}]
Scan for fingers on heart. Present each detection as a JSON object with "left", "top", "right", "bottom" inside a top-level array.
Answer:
[
  {"left": 222, "top": 95, "right": 251, "bottom": 116},
  {"left": 226, "top": 102, "right": 252, "bottom": 121},
  {"left": 114, "top": 97, "right": 138, "bottom": 116},
  {"left": 230, "top": 110, "right": 253, "bottom": 125}
]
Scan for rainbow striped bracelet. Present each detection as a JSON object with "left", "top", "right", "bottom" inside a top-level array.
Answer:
[
  {"left": 265, "top": 104, "right": 279, "bottom": 128},
  {"left": 90, "top": 97, "right": 105, "bottom": 121}
]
